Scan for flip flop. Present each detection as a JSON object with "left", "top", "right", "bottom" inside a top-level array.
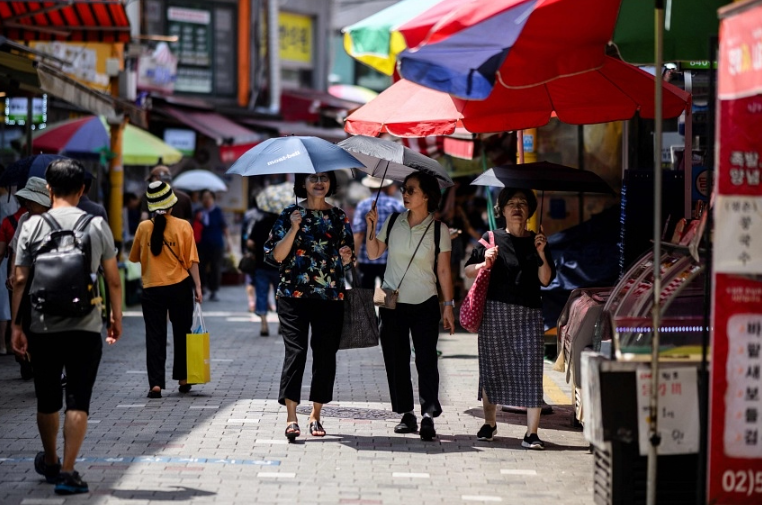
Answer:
[{"left": 285, "top": 423, "right": 300, "bottom": 441}]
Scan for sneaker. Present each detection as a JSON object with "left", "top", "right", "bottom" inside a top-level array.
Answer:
[
  {"left": 209, "top": 292, "right": 219, "bottom": 302},
  {"left": 419, "top": 416, "right": 436, "bottom": 441},
  {"left": 54, "top": 471, "right": 88, "bottom": 495},
  {"left": 476, "top": 424, "right": 497, "bottom": 441},
  {"left": 34, "top": 451, "right": 60, "bottom": 483},
  {"left": 393, "top": 413, "right": 418, "bottom": 434},
  {"left": 522, "top": 433, "right": 545, "bottom": 450}
]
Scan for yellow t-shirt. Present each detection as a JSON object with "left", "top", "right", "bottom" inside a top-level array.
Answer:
[{"left": 129, "top": 215, "right": 199, "bottom": 288}]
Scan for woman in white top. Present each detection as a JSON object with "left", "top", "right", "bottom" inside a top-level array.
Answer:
[{"left": 365, "top": 171, "right": 455, "bottom": 441}]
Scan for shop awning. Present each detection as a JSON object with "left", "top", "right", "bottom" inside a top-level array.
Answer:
[
  {"left": 280, "top": 88, "right": 359, "bottom": 123},
  {"left": 156, "top": 106, "right": 264, "bottom": 163},
  {"left": 0, "top": 0, "right": 131, "bottom": 43},
  {"left": 0, "top": 40, "right": 145, "bottom": 126},
  {"left": 240, "top": 118, "right": 348, "bottom": 143}
]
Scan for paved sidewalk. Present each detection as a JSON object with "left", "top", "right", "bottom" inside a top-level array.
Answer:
[{"left": 0, "top": 285, "right": 593, "bottom": 505}]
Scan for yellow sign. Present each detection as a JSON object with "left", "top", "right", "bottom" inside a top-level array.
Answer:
[
  {"left": 279, "top": 12, "right": 312, "bottom": 65},
  {"left": 29, "top": 41, "right": 120, "bottom": 92}
]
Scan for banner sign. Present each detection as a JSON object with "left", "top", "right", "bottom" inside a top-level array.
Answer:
[{"left": 710, "top": 1, "right": 762, "bottom": 502}]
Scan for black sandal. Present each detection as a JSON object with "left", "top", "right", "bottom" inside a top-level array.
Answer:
[
  {"left": 179, "top": 384, "right": 192, "bottom": 393},
  {"left": 147, "top": 389, "right": 162, "bottom": 399},
  {"left": 309, "top": 420, "right": 326, "bottom": 437},
  {"left": 285, "top": 423, "right": 300, "bottom": 441}
]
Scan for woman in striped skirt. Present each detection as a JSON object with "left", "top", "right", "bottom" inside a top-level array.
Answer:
[{"left": 464, "top": 187, "right": 555, "bottom": 449}]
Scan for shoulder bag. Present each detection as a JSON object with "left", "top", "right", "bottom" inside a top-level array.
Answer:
[
  {"left": 339, "top": 265, "right": 380, "bottom": 349},
  {"left": 373, "top": 219, "right": 434, "bottom": 309},
  {"left": 459, "top": 231, "right": 495, "bottom": 333}
]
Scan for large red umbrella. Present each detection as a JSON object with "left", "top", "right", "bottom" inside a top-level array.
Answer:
[{"left": 345, "top": 56, "right": 690, "bottom": 137}]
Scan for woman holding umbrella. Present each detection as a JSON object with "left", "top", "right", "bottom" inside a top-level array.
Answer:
[
  {"left": 364, "top": 171, "right": 455, "bottom": 441},
  {"left": 263, "top": 172, "right": 354, "bottom": 441},
  {"left": 464, "top": 187, "right": 555, "bottom": 449}
]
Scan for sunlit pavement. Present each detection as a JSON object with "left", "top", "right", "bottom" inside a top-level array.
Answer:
[{"left": 0, "top": 285, "right": 593, "bottom": 504}]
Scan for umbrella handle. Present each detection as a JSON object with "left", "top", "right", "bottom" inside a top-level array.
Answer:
[{"left": 368, "top": 161, "right": 390, "bottom": 242}]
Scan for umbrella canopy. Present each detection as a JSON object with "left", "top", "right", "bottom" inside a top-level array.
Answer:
[
  {"left": 396, "top": 0, "right": 622, "bottom": 99},
  {"left": 256, "top": 182, "right": 297, "bottom": 214},
  {"left": 612, "top": 0, "right": 729, "bottom": 64},
  {"left": 0, "top": 154, "right": 67, "bottom": 187},
  {"left": 328, "top": 84, "right": 379, "bottom": 104},
  {"left": 341, "top": 0, "right": 446, "bottom": 75},
  {"left": 345, "top": 57, "right": 690, "bottom": 137},
  {"left": 338, "top": 135, "right": 453, "bottom": 188},
  {"left": 30, "top": 116, "right": 183, "bottom": 166},
  {"left": 172, "top": 170, "right": 228, "bottom": 192},
  {"left": 226, "top": 136, "right": 364, "bottom": 177},
  {"left": 471, "top": 163, "right": 615, "bottom": 194}
]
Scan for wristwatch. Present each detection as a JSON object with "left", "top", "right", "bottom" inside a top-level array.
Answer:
[{"left": 443, "top": 300, "right": 455, "bottom": 307}]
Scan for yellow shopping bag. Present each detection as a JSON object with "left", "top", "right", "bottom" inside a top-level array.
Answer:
[{"left": 186, "top": 303, "right": 210, "bottom": 384}]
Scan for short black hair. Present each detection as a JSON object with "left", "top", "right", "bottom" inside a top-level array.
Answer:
[
  {"left": 494, "top": 187, "right": 538, "bottom": 219},
  {"left": 200, "top": 189, "right": 216, "bottom": 201},
  {"left": 403, "top": 172, "right": 441, "bottom": 213},
  {"left": 45, "top": 159, "right": 85, "bottom": 197},
  {"left": 293, "top": 172, "right": 338, "bottom": 199}
]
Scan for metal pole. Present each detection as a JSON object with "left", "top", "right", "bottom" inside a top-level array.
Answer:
[
  {"left": 647, "top": 3, "right": 665, "bottom": 505},
  {"left": 108, "top": 73, "right": 125, "bottom": 253}
]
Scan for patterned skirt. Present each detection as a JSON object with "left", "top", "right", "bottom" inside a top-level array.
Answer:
[{"left": 478, "top": 300, "right": 544, "bottom": 408}]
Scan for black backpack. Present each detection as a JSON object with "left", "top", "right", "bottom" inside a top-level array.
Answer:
[{"left": 28, "top": 213, "right": 97, "bottom": 317}]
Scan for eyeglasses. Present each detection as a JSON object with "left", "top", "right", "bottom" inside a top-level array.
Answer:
[
  {"left": 306, "top": 174, "right": 330, "bottom": 183},
  {"left": 399, "top": 186, "right": 418, "bottom": 196}
]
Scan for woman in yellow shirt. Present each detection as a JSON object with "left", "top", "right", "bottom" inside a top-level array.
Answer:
[{"left": 129, "top": 181, "right": 202, "bottom": 399}]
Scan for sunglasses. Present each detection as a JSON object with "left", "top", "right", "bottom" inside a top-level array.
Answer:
[
  {"left": 306, "top": 174, "right": 330, "bottom": 183},
  {"left": 399, "top": 186, "right": 419, "bottom": 196}
]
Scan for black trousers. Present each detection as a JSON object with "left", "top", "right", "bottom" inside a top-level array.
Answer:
[
  {"left": 199, "top": 245, "right": 223, "bottom": 292},
  {"left": 358, "top": 263, "right": 387, "bottom": 289},
  {"left": 142, "top": 276, "right": 195, "bottom": 389},
  {"left": 379, "top": 295, "right": 443, "bottom": 417},
  {"left": 277, "top": 297, "right": 344, "bottom": 405},
  {"left": 28, "top": 330, "right": 102, "bottom": 415}
]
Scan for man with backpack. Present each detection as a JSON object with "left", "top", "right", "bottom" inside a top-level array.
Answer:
[{"left": 10, "top": 159, "right": 123, "bottom": 496}]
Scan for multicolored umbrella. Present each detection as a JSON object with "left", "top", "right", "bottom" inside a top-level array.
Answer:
[
  {"left": 345, "top": 57, "right": 690, "bottom": 137},
  {"left": 31, "top": 116, "right": 183, "bottom": 166},
  {"left": 396, "top": 0, "right": 622, "bottom": 99}
]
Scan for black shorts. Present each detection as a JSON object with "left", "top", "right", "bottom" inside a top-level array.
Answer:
[{"left": 28, "top": 330, "right": 103, "bottom": 415}]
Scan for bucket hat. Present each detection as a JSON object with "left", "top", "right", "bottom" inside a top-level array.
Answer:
[
  {"left": 361, "top": 176, "right": 394, "bottom": 189},
  {"left": 15, "top": 177, "right": 51, "bottom": 208},
  {"left": 145, "top": 180, "right": 177, "bottom": 213}
]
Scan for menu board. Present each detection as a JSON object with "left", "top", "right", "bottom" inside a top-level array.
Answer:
[{"left": 168, "top": 6, "right": 212, "bottom": 93}]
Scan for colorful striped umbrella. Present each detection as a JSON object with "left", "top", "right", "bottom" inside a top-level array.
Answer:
[{"left": 31, "top": 116, "right": 183, "bottom": 166}]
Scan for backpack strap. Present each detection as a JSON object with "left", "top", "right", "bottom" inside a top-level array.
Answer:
[
  {"left": 433, "top": 219, "right": 441, "bottom": 278},
  {"left": 73, "top": 213, "right": 94, "bottom": 232},
  {"left": 40, "top": 213, "right": 62, "bottom": 231},
  {"left": 8, "top": 214, "right": 17, "bottom": 231},
  {"left": 383, "top": 212, "right": 400, "bottom": 246}
]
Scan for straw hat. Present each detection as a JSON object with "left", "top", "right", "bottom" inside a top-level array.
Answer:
[
  {"left": 145, "top": 181, "right": 177, "bottom": 212},
  {"left": 15, "top": 177, "right": 51, "bottom": 208},
  {"left": 361, "top": 176, "right": 394, "bottom": 189}
]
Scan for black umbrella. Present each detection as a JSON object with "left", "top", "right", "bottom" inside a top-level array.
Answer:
[
  {"left": 470, "top": 162, "right": 615, "bottom": 194},
  {"left": 0, "top": 154, "right": 67, "bottom": 187},
  {"left": 338, "top": 135, "right": 454, "bottom": 191}
]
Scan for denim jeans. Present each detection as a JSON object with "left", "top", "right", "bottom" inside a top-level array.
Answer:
[{"left": 254, "top": 268, "right": 280, "bottom": 316}]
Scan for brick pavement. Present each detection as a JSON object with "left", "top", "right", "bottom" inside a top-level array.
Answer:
[{"left": 0, "top": 285, "right": 594, "bottom": 505}]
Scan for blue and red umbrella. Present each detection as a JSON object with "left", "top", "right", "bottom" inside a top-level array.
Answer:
[{"left": 32, "top": 116, "right": 110, "bottom": 159}]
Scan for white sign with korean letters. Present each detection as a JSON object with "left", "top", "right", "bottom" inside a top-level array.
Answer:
[
  {"left": 725, "top": 314, "right": 762, "bottom": 458},
  {"left": 715, "top": 195, "right": 762, "bottom": 274}
]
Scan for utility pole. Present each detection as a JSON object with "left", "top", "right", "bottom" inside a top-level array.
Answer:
[{"left": 107, "top": 52, "right": 125, "bottom": 253}]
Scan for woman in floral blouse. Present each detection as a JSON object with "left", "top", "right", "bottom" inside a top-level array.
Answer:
[{"left": 264, "top": 172, "right": 353, "bottom": 441}]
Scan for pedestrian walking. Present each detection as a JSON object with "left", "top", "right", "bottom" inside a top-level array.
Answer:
[
  {"left": 139, "top": 165, "right": 193, "bottom": 222},
  {"left": 197, "top": 190, "right": 231, "bottom": 302},
  {"left": 129, "top": 181, "right": 202, "bottom": 399},
  {"left": 352, "top": 176, "right": 405, "bottom": 288},
  {"left": 11, "top": 159, "right": 123, "bottom": 495},
  {"left": 243, "top": 205, "right": 279, "bottom": 336},
  {"left": 364, "top": 172, "right": 455, "bottom": 441},
  {"left": 263, "top": 172, "right": 354, "bottom": 441},
  {"left": 464, "top": 187, "right": 555, "bottom": 449}
]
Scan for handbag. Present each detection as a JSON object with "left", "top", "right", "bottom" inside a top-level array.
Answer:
[
  {"left": 237, "top": 253, "right": 257, "bottom": 276},
  {"left": 186, "top": 303, "right": 211, "bottom": 384},
  {"left": 459, "top": 231, "right": 495, "bottom": 333},
  {"left": 373, "top": 220, "right": 434, "bottom": 309},
  {"left": 339, "top": 266, "right": 380, "bottom": 349}
]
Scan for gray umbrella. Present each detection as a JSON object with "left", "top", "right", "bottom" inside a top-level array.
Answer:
[{"left": 338, "top": 135, "right": 454, "bottom": 189}]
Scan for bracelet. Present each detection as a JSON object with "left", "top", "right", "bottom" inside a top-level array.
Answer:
[{"left": 443, "top": 300, "right": 455, "bottom": 307}]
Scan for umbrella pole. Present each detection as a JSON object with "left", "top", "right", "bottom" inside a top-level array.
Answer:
[
  {"left": 368, "top": 161, "right": 391, "bottom": 242},
  {"left": 647, "top": 2, "right": 665, "bottom": 505}
]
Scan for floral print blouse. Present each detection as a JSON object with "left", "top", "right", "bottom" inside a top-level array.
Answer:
[{"left": 263, "top": 204, "right": 354, "bottom": 301}]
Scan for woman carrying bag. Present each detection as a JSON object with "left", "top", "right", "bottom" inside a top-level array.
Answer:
[
  {"left": 129, "top": 181, "right": 202, "bottom": 399},
  {"left": 263, "top": 172, "right": 353, "bottom": 441},
  {"left": 464, "top": 187, "right": 555, "bottom": 448},
  {"left": 364, "top": 172, "right": 455, "bottom": 441}
]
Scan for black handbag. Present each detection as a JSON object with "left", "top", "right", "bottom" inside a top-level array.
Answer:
[
  {"left": 339, "top": 266, "right": 379, "bottom": 350},
  {"left": 237, "top": 254, "right": 257, "bottom": 276}
]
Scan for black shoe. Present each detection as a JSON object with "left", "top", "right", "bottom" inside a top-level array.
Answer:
[
  {"left": 419, "top": 416, "right": 436, "bottom": 441},
  {"left": 147, "top": 389, "right": 162, "bottom": 399},
  {"left": 209, "top": 293, "right": 219, "bottom": 302},
  {"left": 476, "top": 424, "right": 497, "bottom": 441},
  {"left": 178, "top": 384, "right": 192, "bottom": 393},
  {"left": 260, "top": 329, "right": 269, "bottom": 337},
  {"left": 34, "top": 451, "right": 61, "bottom": 484},
  {"left": 522, "top": 433, "right": 545, "bottom": 450},
  {"left": 54, "top": 471, "right": 88, "bottom": 495},
  {"left": 393, "top": 413, "right": 418, "bottom": 434}
]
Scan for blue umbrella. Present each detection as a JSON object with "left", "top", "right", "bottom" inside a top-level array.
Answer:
[
  {"left": 226, "top": 136, "right": 364, "bottom": 177},
  {"left": 0, "top": 154, "right": 67, "bottom": 187}
]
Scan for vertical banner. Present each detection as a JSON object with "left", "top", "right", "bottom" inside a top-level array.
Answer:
[{"left": 709, "top": 1, "right": 762, "bottom": 503}]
